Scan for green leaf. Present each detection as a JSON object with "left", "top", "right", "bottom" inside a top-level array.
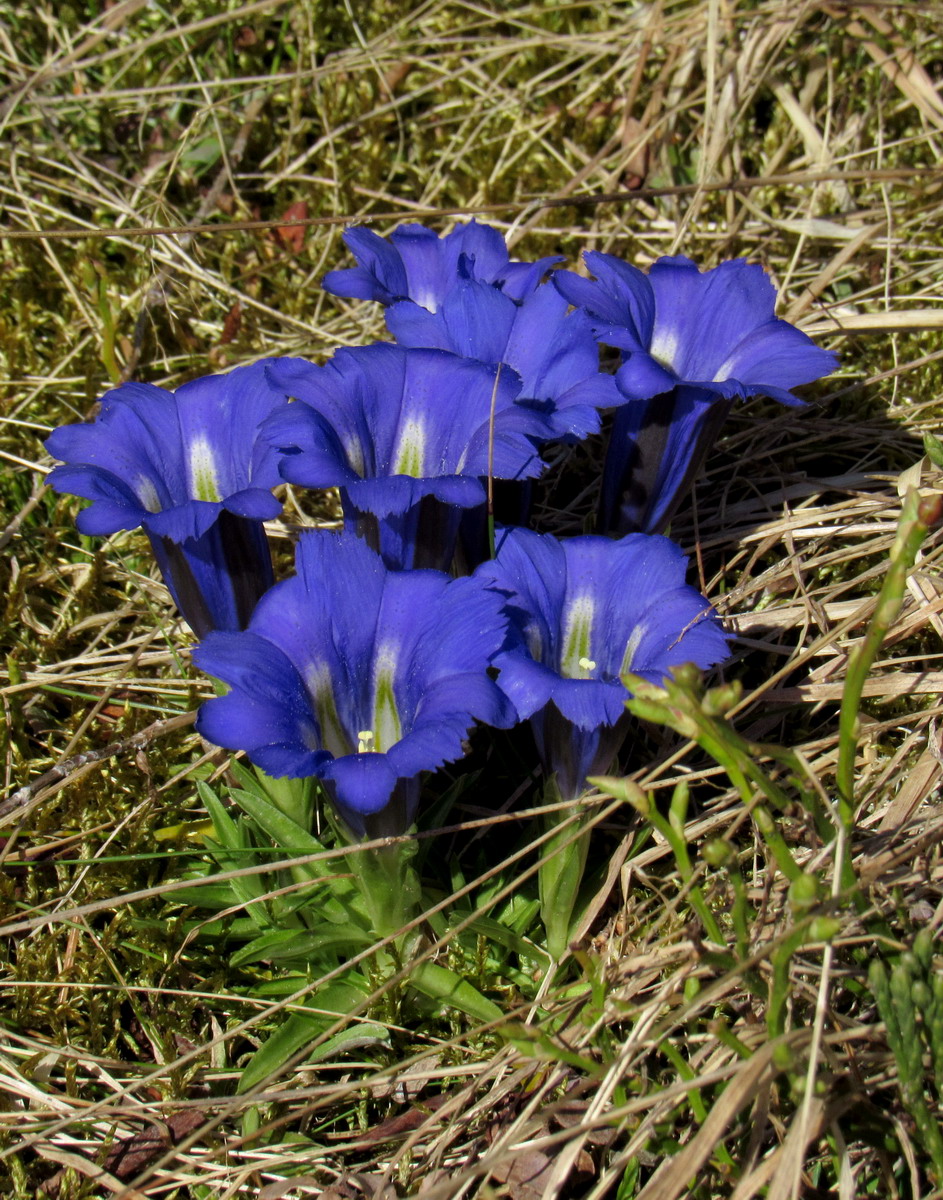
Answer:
[
  {"left": 197, "top": 783, "right": 272, "bottom": 925},
  {"left": 229, "top": 787, "right": 328, "bottom": 867},
  {"left": 496, "top": 895, "right": 542, "bottom": 938},
  {"left": 173, "top": 914, "right": 274, "bottom": 940},
  {"left": 459, "top": 913, "right": 550, "bottom": 963},
  {"left": 237, "top": 980, "right": 372, "bottom": 1093},
  {"left": 198, "top": 782, "right": 245, "bottom": 852},
  {"left": 308, "top": 1022, "right": 390, "bottom": 1063},
  {"left": 227, "top": 787, "right": 359, "bottom": 923},
  {"left": 253, "top": 973, "right": 312, "bottom": 997},
  {"left": 230, "top": 925, "right": 374, "bottom": 968},
  {"left": 181, "top": 134, "right": 223, "bottom": 176},
  {"left": 503, "top": 1021, "right": 604, "bottom": 1073},
  {"left": 409, "top": 961, "right": 502, "bottom": 1025},
  {"left": 167, "top": 883, "right": 252, "bottom": 910}
]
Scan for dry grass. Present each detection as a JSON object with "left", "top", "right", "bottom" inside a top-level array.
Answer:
[{"left": 2, "top": 0, "right": 943, "bottom": 1196}]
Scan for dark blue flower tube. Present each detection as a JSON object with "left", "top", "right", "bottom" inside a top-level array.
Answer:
[
  {"left": 44, "top": 363, "right": 285, "bottom": 637},
  {"left": 263, "top": 344, "right": 557, "bottom": 573},
  {"left": 476, "top": 527, "right": 730, "bottom": 799},
  {"left": 554, "top": 253, "right": 838, "bottom": 534},
  {"left": 600, "top": 385, "right": 731, "bottom": 536},
  {"left": 194, "top": 530, "right": 515, "bottom": 839}
]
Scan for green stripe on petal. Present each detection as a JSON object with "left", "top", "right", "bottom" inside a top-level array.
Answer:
[
  {"left": 343, "top": 433, "right": 366, "bottom": 478},
  {"left": 620, "top": 624, "right": 646, "bottom": 676},
  {"left": 649, "top": 325, "right": 680, "bottom": 372},
  {"left": 560, "top": 594, "right": 595, "bottom": 680},
  {"left": 136, "top": 475, "right": 162, "bottom": 513},
  {"left": 392, "top": 416, "right": 426, "bottom": 478},
  {"left": 525, "top": 622, "right": 544, "bottom": 663},
  {"left": 306, "top": 664, "right": 352, "bottom": 758},
  {"left": 371, "top": 647, "right": 403, "bottom": 753},
  {"left": 188, "top": 436, "right": 223, "bottom": 502}
]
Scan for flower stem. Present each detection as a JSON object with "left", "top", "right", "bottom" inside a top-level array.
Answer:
[{"left": 836, "top": 488, "right": 939, "bottom": 826}]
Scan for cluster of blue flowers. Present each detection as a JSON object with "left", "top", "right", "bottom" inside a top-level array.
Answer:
[{"left": 45, "top": 220, "right": 836, "bottom": 841}]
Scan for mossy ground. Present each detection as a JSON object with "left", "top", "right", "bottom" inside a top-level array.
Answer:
[{"left": 2, "top": 2, "right": 943, "bottom": 1196}]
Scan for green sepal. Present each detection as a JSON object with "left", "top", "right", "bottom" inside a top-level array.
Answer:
[{"left": 345, "top": 835, "right": 421, "bottom": 939}]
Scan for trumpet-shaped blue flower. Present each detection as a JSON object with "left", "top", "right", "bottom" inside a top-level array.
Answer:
[
  {"left": 44, "top": 363, "right": 284, "bottom": 636},
  {"left": 476, "top": 528, "right": 729, "bottom": 798},
  {"left": 195, "top": 531, "right": 514, "bottom": 837},
  {"left": 322, "top": 219, "right": 562, "bottom": 311},
  {"left": 554, "top": 253, "right": 838, "bottom": 533},
  {"left": 385, "top": 275, "right": 621, "bottom": 442},
  {"left": 554, "top": 253, "right": 837, "bottom": 405},
  {"left": 263, "top": 344, "right": 556, "bottom": 571},
  {"left": 324, "top": 221, "right": 616, "bottom": 442}
]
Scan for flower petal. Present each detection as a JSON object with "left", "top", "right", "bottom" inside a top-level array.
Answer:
[
  {"left": 263, "top": 396, "right": 364, "bottom": 490},
  {"left": 612, "top": 354, "right": 677, "bottom": 402},
  {"left": 646, "top": 257, "right": 772, "bottom": 380},
  {"left": 321, "top": 753, "right": 404, "bottom": 816},
  {"left": 46, "top": 365, "right": 285, "bottom": 634},
  {"left": 195, "top": 631, "right": 327, "bottom": 774},
  {"left": 222, "top": 487, "right": 284, "bottom": 522},
  {"left": 143, "top": 500, "right": 223, "bottom": 543},
  {"left": 554, "top": 251, "right": 655, "bottom": 347},
  {"left": 46, "top": 464, "right": 149, "bottom": 535},
  {"left": 713, "top": 319, "right": 840, "bottom": 397},
  {"left": 191, "top": 532, "right": 514, "bottom": 833},
  {"left": 322, "top": 225, "right": 409, "bottom": 303},
  {"left": 498, "top": 255, "right": 565, "bottom": 300},
  {"left": 266, "top": 345, "right": 545, "bottom": 518},
  {"left": 387, "top": 281, "right": 516, "bottom": 362},
  {"left": 324, "top": 220, "right": 564, "bottom": 313},
  {"left": 479, "top": 528, "right": 729, "bottom": 737}
]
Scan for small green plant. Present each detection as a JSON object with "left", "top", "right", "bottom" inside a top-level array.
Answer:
[
  {"left": 870, "top": 929, "right": 943, "bottom": 1188},
  {"left": 174, "top": 761, "right": 526, "bottom": 1089}
]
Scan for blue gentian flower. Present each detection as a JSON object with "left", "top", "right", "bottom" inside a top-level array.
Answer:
[
  {"left": 476, "top": 528, "right": 729, "bottom": 799},
  {"left": 554, "top": 253, "right": 838, "bottom": 533},
  {"left": 385, "top": 275, "right": 621, "bottom": 443},
  {"left": 322, "top": 219, "right": 562, "bottom": 310},
  {"left": 44, "top": 364, "right": 284, "bottom": 637},
  {"left": 324, "top": 221, "right": 616, "bottom": 443},
  {"left": 195, "top": 530, "right": 514, "bottom": 838},
  {"left": 263, "top": 344, "right": 556, "bottom": 571}
]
